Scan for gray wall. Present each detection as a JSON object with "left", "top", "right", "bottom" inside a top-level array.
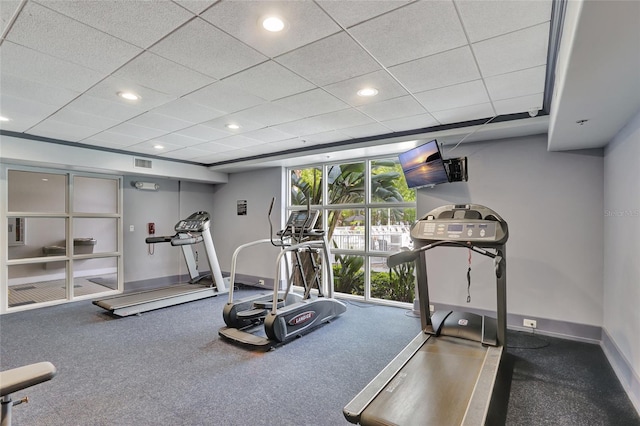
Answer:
[
  {"left": 603, "top": 109, "right": 640, "bottom": 408},
  {"left": 417, "top": 134, "right": 605, "bottom": 327},
  {"left": 210, "top": 167, "right": 284, "bottom": 285},
  {"left": 122, "top": 177, "right": 218, "bottom": 285}
]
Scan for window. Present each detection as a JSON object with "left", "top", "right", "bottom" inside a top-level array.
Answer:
[
  {"left": 288, "top": 157, "right": 416, "bottom": 305},
  {"left": 2, "top": 166, "right": 122, "bottom": 312}
]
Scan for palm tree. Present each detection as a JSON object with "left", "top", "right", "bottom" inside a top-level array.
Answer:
[
  {"left": 291, "top": 160, "right": 414, "bottom": 298},
  {"left": 291, "top": 160, "right": 406, "bottom": 239}
]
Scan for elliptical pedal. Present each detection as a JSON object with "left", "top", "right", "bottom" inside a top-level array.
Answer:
[
  {"left": 236, "top": 308, "right": 267, "bottom": 320},
  {"left": 253, "top": 298, "right": 286, "bottom": 310}
]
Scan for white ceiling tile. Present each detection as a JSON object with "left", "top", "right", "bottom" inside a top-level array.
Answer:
[
  {"left": 215, "top": 135, "right": 265, "bottom": 149},
  {"left": 389, "top": 46, "right": 480, "bottom": 93},
  {"left": 317, "top": 0, "right": 411, "bottom": 28},
  {"left": 151, "top": 133, "right": 207, "bottom": 148},
  {"left": 276, "top": 32, "right": 382, "bottom": 86},
  {"left": 0, "top": 41, "right": 103, "bottom": 92},
  {"left": 348, "top": 1, "right": 467, "bottom": 67},
  {"left": 150, "top": 98, "right": 225, "bottom": 124},
  {"left": 1, "top": 73, "right": 80, "bottom": 107},
  {"left": 220, "top": 149, "right": 256, "bottom": 161},
  {"left": 107, "top": 122, "right": 166, "bottom": 140},
  {"left": 311, "top": 108, "right": 375, "bottom": 132},
  {"left": 113, "top": 52, "right": 216, "bottom": 97},
  {"left": 485, "top": 66, "right": 547, "bottom": 101},
  {"left": 493, "top": 93, "right": 543, "bottom": 116},
  {"left": 173, "top": 1, "right": 218, "bottom": 15},
  {"left": 273, "top": 89, "right": 350, "bottom": 118},
  {"left": 456, "top": 0, "right": 553, "bottom": 43},
  {"left": 323, "top": 70, "right": 410, "bottom": 107},
  {"left": 266, "top": 138, "right": 308, "bottom": 152},
  {"left": 246, "top": 143, "right": 289, "bottom": 155},
  {"left": 272, "top": 116, "right": 336, "bottom": 137},
  {"left": 149, "top": 18, "right": 267, "bottom": 79},
  {"left": 84, "top": 76, "right": 176, "bottom": 110},
  {"left": 41, "top": 0, "right": 194, "bottom": 48},
  {"left": 241, "top": 127, "right": 295, "bottom": 143},
  {"left": 473, "top": 23, "right": 550, "bottom": 77},
  {"left": 158, "top": 147, "right": 214, "bottom": 161},
  {"left": 414, "top": 80, "right": 490, "bottom": 112},
  {"left": 174, "top": 125, "right": 230, "bottom": 142},
  {"left": 223, "top": 61, "right": 315, "bottom": 101},
  {"left": 1, "top": 1, "right": 20, "bottom": 34},
  {"left": 6, "top": 2, "right": 142, "bottom": 72},
  {"left": 81, "top": 131, "right": 146, "bottom": 147},
  {"left": 339, "top": 122, "right": 395, "bottom": 139},
  {"left": 358, "top": 96, "right": 426, "bottom": 122},
  {"left": 196, "top": 141, "right": 237, "bottom": 153},
  {"left": 0, "top": 95, "right": 60, "bottom": 132},
  {"left": 126, "top": 112, "right": 194, "bottom": 133},
  {"left": 199, "top": 151, "right": 239, "bottom": 163},
  {"left": 47, "top": 107, "right": 120, "bottom": 132},
  {"left": 184, "top": 80, "right": 267, "bottom": 114},
  {"left": 431, "top": 103, "right": 495, "bottom": 125},
  {"left": 28, "top": 118, "right": 101, "bottom": 142},
  {"left": 127, "top": 140, "right": 185, "bottom": 155},
  {"left": 200, "top": 114, "right": 265, "bottom": 134},
  {"left": 200, "top": 1, "right": 341, "bottom": 58},
  {"left": 380, "top": 113, "right": 439, "bottom": 132},
  {"left": 230, "top": 104, "right": 303, "bottom": 127},
  {"left": 299, "top": 130, "right": 352, "bottom": 145},
  {"left": 64, "top": 95, "right": 146, "bottom": 122}
]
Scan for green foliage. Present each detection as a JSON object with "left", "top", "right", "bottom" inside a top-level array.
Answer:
[
  {"left": 332, "top": 254, "right": 364, "bottom": 296},
  {"left": 332, "top": 255, "right": 415, "bottom": 303},
  {"left": 370, "top": 262, "right": 415, "bottom": 303},
  {"left": 292, "top": 159, "right": 416, "bottom": 303}
]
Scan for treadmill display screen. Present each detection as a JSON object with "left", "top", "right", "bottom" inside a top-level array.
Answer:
[{"left": 448, "top": 224, "right": 463, "bottom": 232}]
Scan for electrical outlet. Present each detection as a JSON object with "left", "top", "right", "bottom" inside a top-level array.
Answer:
[
  {"left": 523, "top": 318, "right": 537, "bottom": 328},
  {"left": 429, "top": 304, "right": 435, "bottom": 312},
  {"left": 258, "top": 279, "right": 265, "bottom": 286}
]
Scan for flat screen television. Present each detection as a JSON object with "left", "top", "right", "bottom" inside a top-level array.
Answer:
[{"left": 398, "top": 139, "right": 450, "bottom": 189}]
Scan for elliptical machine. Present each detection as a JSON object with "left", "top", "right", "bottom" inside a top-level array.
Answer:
[{"left": 219, "top": 199, "right": 347, "bottom": 350}]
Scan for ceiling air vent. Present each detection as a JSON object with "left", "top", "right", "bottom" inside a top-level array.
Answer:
[{"left": 134, "top": 158, "right": 152, "bottom": 169}]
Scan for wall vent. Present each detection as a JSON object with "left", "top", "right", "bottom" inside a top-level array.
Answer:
[{"left": 134, "top": 158, "right": 152, "bottom": 169}]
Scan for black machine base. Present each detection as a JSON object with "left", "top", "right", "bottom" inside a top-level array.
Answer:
[{"left": 429, "top": 310, "right": 498, "bottom": 347}]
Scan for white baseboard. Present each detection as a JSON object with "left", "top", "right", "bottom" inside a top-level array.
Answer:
[{"left": 601, "top": 328, "right": 640, "bottom": 416}]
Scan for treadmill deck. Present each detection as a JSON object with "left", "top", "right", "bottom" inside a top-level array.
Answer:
[
  {"left": 93, "top": 283, "right": 217, "bottom": 317},
  {"left": 345, "top": 334, "right": 503, "bottom": 426}
]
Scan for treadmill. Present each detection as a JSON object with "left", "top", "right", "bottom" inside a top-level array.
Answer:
[
  {"left": 343, "top": 204, "right": 509, "bottom": 425},
  {"left": 93, "top": 211, "right": 229, "bottom": 317}
]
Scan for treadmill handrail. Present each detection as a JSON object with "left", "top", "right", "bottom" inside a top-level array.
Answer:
[{"left": 388, "top": 240, "right": 498, "bottom": 268}]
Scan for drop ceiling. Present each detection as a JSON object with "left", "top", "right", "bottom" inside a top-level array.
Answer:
[{"left": 0, "top": 1, "right": 638, "bottom": 173}]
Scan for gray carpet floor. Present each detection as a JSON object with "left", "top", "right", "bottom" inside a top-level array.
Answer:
[{"left": 1, "top": 288, "right": 638, "bottom": 425}]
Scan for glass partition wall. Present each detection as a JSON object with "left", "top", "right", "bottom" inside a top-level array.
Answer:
[
  {"left": 2, "top": 166, "right": 122, "bottom": 313},
  {"left": 288, "top": 158, "right": 416, "bottom": 306}
]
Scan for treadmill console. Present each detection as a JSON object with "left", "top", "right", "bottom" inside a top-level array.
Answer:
[
  {"left": 411, "top": 204, "right": 508, "bottom": 246},
  {"left": 175, "top": 211, "right": 210, "bottom": 233}
]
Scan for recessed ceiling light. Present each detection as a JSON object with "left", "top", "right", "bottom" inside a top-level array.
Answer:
[
  {"left": 117, "top": 91, "right": 140, "bottom": 101},
  {"left": 153, "top": 144, "right": 164, "bottom": 150},
  {"left": 0, "top": 115, "right": 10, "bottom": 122},
  {"left": 262, "top": 16, "right": 285, "bottom": 32},
  {"left": 357, "top": 87, "right": 378, "bottom": 97},
  {"left": 226, "top": 123, "right": 241, "bottom": 130}
]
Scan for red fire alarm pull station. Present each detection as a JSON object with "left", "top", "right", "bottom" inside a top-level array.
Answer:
[{"left": 148, "top": 222, "right": 155, "bottom": 235}]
